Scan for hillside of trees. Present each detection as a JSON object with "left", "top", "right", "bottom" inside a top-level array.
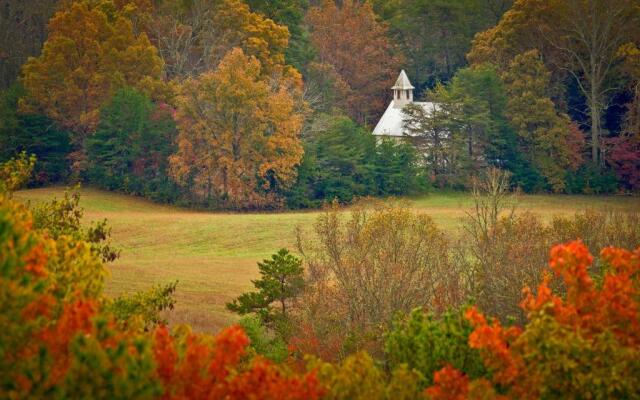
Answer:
[{"left": 1, "top": 0, "right": 639, "bottom": 210}]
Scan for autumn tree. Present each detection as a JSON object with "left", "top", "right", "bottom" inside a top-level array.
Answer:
[
  {"left": 151, "top": 0, "right": 291, "bottom": 79},
  {"left": 20, "top": 0, "right": 165, "bottom": 169},
  {"left": 608, "top": 43, "right": 640, "bottom": 191},
  {"left": 169, "top": 48, "right": 304, "bottom": 208},
  {"left": 468, "top": 0, "right": 640, "bottom": 166},
  {"left": 501, "top": 50, "right": 578, "bottom": 192},
  {"left": 306, "top": 0, "right": 402, "bottom": 125},
  {"left": 244, "top": 0, "right": 314, "bottom": 71},
  {"left": 294, "top": 203, "right": 460, "bottom": 359},
  {"left": 426, "top": 241, "right": 640, "bottom": 399}
]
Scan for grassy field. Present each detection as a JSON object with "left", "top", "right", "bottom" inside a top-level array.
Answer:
[{"left": 16, "top": 187, "right": 640, "bottom": 333}]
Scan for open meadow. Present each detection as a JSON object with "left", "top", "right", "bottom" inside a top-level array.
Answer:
[{"left": 16, "top": 187, "right": 640, "bottom": 333}]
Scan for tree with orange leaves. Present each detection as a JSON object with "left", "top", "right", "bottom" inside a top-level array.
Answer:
[
  {"left": 169, "top": 47, "right": 305, "bottom": 209},
  {"left": 0, "top": 155, "right": 323, "bottom": 399},
  {"left": 20, "top": 0, "right": 165, "bottom": 170},
  {"left": 426, "top": 240, "right": 640, "bottom": 399},
  {"left": 306, "top": 0, "right": 402, "bottom": 125}
]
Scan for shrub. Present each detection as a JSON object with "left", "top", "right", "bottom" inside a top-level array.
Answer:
[
  {"left": 385, "top": 308, "right": 487, "bottom": 388},
  {"left": 293, "top": 201, "right": 461, "bottom": 359}
]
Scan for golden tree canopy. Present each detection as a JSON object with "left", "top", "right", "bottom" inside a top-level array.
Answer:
[
  {"left": 170, "top": 48, "right": 304, "bottom": 209},
  {"left": 20, "top": 0, "right": 165, "bottom": 136}
]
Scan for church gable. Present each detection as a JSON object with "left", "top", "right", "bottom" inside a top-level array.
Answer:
[{"left": 372, "top": 70, "right": 437, "bottom": 138}]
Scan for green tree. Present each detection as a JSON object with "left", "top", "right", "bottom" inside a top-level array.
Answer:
[
  {"left": 245, "top": 0, "right": 314, "bottom": 72},
  {"left": 372, "top": 0, "right": 510, "bottom": 88},
  {"left": 373, "top": 138, "right": 426, "bottom": 196},
  {"left": 502, "top": 51, "right": 580, "bottom": 192},
  {"left": 0, "top": 85, "right": 71, "bottom": 185},
  {"left": 293, "top": 115, "right": 376, "bottom": 204},
  {"left": 385, "top": 308, "right": 487, "bottom": 387},
  {"left": 226, "top": 248, "right": 304, "bottom": 328},
  {"left": 86, "top": 88, "right": 179, "bottom": 202}
]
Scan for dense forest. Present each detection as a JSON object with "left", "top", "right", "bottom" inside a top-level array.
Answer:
[{"left": 1, "top": 0, "right": 639, "bottom": 210}]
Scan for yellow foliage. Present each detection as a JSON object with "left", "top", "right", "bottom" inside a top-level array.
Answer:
[
  {"left": 169, "top": 47, "right": 304, "bottom": 208},
  {"left": 20, "top": 0, "right": 165, "bottom": 138}
]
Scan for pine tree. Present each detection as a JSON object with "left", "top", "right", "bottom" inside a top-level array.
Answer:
[{"left": 226, "top": 248, "right": 304, "bottom": 327}]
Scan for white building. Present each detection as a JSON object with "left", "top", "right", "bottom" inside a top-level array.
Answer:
[{"left": 372, "top": 70, "right": 438, "bottom": 141}]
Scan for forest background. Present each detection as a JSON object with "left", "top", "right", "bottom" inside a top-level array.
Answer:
[{"left": 2, "top": 0, "right": 639, "bottom": 210}]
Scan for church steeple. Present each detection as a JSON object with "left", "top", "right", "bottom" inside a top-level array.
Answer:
[{"left": 391, "top": 70, "right": 414, "bottom": 108}]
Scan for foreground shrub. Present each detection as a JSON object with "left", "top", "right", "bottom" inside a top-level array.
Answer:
[
  {"left": 307, "top": 351, "right": 422, "bottom": 400},
  {"left": 385, "top": 308, "right": 487, "bottom": 388},
  {"left": 426, "top": 241, "right": 640, "bottom": 399}
]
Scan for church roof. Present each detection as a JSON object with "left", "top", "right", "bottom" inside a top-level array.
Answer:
[
  {"left": 391, "top": 70, "right": 415, "bottom": 90},
  {"left": 372, "top": 101, "right": 438, "bottom": 137}
]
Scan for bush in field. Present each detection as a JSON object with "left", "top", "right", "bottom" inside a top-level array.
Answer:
[
  {"left": 454, "top": 167, "right": 640, "bottom": 325},
  {"left": 108, "top": 281, "right": 178, "bottom": 331},
  {"left": 293, "top": 202, "right": 461, "bottom": 360},
  {"left": 426, "top": 241, "right": 640, "bottom": 399},
  {"left": 31, "top": 186, "right": 120, "bottom": 264}
]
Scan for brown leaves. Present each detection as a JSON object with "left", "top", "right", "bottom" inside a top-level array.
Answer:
[{"left": 306, "top": 0, "right": 401, "bottom": 125}]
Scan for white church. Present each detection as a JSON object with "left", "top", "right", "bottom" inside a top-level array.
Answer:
[{"left": 372, "top": 70, "right": 437, "bottom": 141}]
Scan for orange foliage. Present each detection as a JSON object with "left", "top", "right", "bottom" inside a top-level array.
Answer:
[
  {"left": 424, "top": 365, "right": 469, "bottom": 400},
  {"left": 522, "top": 241, "right": 640, "bottom": 346},
  {"left": 39, "top": 299, "right": 98, "bottom": 386},
  {"left": 170, "top": 47, "right": 304, "bottom": 208},
  {"left": 153, "top": 325, "right": 324, "bottom": 400},
  {"left": 426, "top": 241, "right": 640, "bottom": 399}
]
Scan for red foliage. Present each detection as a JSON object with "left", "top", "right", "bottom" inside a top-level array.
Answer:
[
  {"left": 424, "top": 365, "right": 469, "bottom": 400},
  {"left": 607, "top": 133, "right": 640, "bottom": 190},
  {"left": 153, "top": 324, "right": 324, "bottom": 399},
  {"left": 522, "top": 241, "right": 640, "bottom": 346},
  {"left": 40, "top": 299, "right": 98, "bottom": 385}
]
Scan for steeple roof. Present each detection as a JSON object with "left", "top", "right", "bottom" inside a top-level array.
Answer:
[{"left": 391, "top": 70, "right": 415, "bottom": 90}]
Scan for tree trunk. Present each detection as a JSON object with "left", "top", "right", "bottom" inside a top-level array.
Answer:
[{"left": 590, "top": 94, "right": 600, "bottom": 164}]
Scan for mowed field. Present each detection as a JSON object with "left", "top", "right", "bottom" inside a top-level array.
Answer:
[{"left": 16, "top": 187, "right": 640, "bottom": 333}]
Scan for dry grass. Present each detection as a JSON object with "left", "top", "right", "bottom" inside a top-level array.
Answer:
[{"left": 15, "top": 187, "right": 640, "bottom": 333}]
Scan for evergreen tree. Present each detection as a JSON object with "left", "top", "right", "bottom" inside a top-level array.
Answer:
[
  {"left": 227, "top": 248, "right": 304, "bottom": 328},
  {"left": 0, "top": 84, "right": 71, "bottom": 185},
  {"left": 86, "top": 88, "right": 179, "bottom": 202}
]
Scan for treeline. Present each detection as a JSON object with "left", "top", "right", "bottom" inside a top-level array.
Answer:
[
  {"left": 2, "top": 155, "right": 639, "bottom": 399},
  {"left": 1, "top": 0, "right": 639, "bottom": 209}
]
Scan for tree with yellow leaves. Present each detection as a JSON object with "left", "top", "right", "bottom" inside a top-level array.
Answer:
[
  {"left": 169, "top": 48, "right": 305, "bottom": 209},
  {"left": 20, "top": 0, "right": 165, "bottom": 170}
]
